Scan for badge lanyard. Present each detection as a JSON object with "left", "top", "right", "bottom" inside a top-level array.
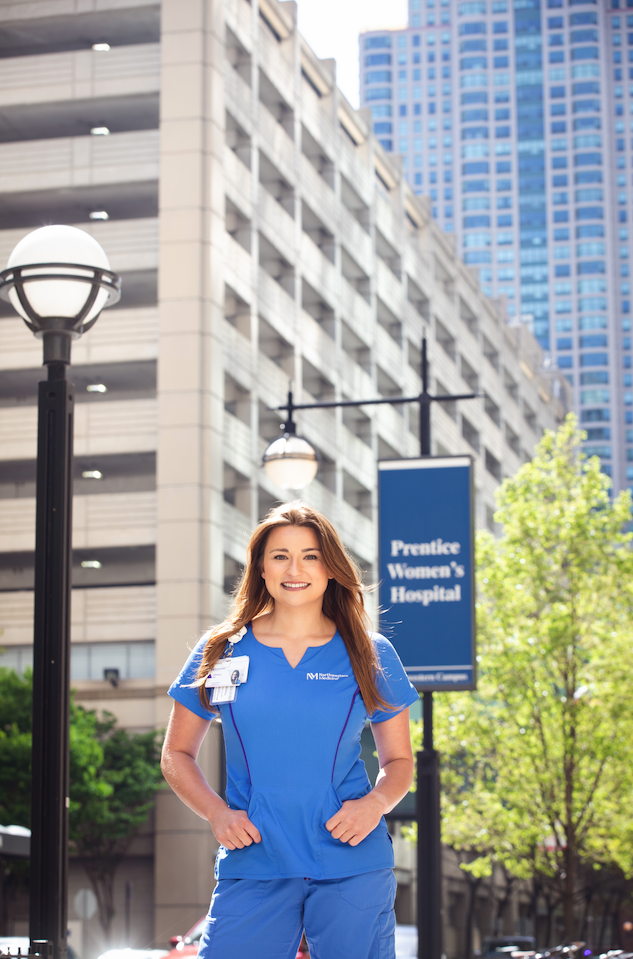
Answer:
[{"left": 205, "top": 626, "right": 249, "bottom": 704}]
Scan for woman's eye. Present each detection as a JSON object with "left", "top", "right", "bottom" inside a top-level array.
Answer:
[
  {"left": 305, "top": 553, "right": 318, "bottom": 560},
  {"left": 272, "top": 554, "right": 288, "bottom": 560}
]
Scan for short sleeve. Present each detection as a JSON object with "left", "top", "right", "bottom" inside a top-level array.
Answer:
[
  {"left": 168, "top": 632, "right": 215, "bottom": 720},
  {"left": 369, "top": 634, "right": 419, "bottom": 723}
]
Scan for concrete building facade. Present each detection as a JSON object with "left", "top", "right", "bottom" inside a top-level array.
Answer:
[
  {"left": 0, "top": 0, "right": 569, "bottom": 953},
  {"left": 360, "top": 0, "right": 631, "bottom": 495}
]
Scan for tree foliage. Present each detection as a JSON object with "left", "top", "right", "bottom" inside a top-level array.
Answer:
[
  {"left": 70, "top": 713, "right": 165, "bottom": 939},
  {"left": 409, "top": 415, "right": 633, "bottom": 942},
  {"left": 0, "top": 668, "right": 32, "bottom": 829},
  {"left": 0, "top": 668, "right": 164, "bottom": 939}
]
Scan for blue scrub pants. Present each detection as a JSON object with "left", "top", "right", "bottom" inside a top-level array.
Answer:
[{"left": 198, "top": 868, "right": 397, "bottom": 959}]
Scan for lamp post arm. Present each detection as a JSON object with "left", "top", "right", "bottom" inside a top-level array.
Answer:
[
  {"left": 270, "top": 393, "right": 425, "bottom": 413},
  {"left": 432, "top": 392, "right": 482, "bottom": 403},
  {"left": 270, "top": 391, "right": 481, "bottom": 415}
]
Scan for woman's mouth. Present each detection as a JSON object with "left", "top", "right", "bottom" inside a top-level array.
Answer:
[{"left": 282, "top": 582, "right": 309, "bottom": 590}]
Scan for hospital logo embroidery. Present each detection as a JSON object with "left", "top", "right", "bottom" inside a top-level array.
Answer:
[{"left": 306, "top": 672, "right": 349, "bottom": 680}]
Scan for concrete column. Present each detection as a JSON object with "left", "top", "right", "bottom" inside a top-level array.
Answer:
[{"left": 154, "top": 0, "right": 226, "bottom": 943}]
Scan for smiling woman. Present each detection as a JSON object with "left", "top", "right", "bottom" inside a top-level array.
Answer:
[{"left": 161, "top": 502, "right": 418, "bottom": 959}]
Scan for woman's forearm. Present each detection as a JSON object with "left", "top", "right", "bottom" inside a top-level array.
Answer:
[
  {"left": 162, "top": 747, "right": 263, "bottom": 850},
  {"left": 162, "top": 703, "right": 261, "bottom": 850},
  {"left": 161, "top": 747, "right": 228, "bottom": 822},
  {"left": 370, "top": 757, "right": 415, "bottom": 814}
]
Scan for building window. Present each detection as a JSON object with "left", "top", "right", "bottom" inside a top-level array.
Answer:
[
  {"left": 365, "top": 36, "right": 392, "bottom": 49},
  {"left": 366, "top": 87, "right": 393, "bottom": 101},
  {"left": 458, "top": 2, "right": 486, "bottom": 14},
  {"left": 366, "top": 70, "right": 392, "bottom": 83}
]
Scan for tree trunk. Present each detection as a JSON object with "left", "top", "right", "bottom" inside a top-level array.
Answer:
[
  {"left": 83, "top": 857, "right": 120, "bottom": 943},
  {"left": 563, "top": 842, "right": 576, "bottom": 939},
  {"left": 465, "top": 874, "right": 482, "bottom": 959},
  {"left": 543, "top": 885, "right": 559, "bottom": 949},
  {"left": 608, "top": 891, "right": 624, "bottom": 950},
  {"left": 597, "top": 892, "right": 614, "bottom": 951},
  {"left": 529, "top": 876, "right": 543, "bottom": 947},
  {"left": 496, "top": 869, "right": 515, "bottom": 936},
  {"left": 579, "top": 885, "right": 594, "bottom": 944}
]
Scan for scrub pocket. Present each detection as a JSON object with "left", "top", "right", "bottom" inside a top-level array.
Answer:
[
  {"left": 336, "top": 867, "right": 397, "bottom": 910},
  {"left": 199, "top": 880, "right": 272, "bottom": 959},
  {"left": 210, "top": 878, "right": 270, "bottom": 917},
  {"left": 321, "top": 783, "right": 343, "bottom": 836},
  {"left": 244, "top": 790, "right": 280, "bottom": 872}
]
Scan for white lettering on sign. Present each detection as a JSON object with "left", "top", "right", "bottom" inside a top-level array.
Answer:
[
  {"left": 387, "top": 562, "right": 465, "bottom": 580},
  {"left": 409, "top": 671, "right": 469, "bottom": 683},
  {"left": 391, "top": 539, "right": 461, "bottom": 557},
  {"left": 390, "top": 585, "right": 461, "bottom": 605}
]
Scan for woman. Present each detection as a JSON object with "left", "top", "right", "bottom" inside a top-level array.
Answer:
[{"left": 162, "top": 503, "right": 418, "bottom": 959}]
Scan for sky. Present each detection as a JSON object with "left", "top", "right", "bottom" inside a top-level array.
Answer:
[{"left": 294, "top": 0, "right": 408, "bottom": 108}]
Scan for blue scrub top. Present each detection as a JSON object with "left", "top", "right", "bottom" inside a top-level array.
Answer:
[{"left": 168, "top": 625, "right": 419, "bottom": 880}]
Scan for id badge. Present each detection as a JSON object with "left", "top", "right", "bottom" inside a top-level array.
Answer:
[{"left": 205, "top": 655, "right": 250, "bottom": 704}]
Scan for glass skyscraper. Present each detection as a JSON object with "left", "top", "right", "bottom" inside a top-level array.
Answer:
[{"left": 360, "top": 0, "right": 633, "bottom": 494}]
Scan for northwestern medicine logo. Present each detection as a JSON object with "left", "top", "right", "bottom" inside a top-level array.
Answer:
[
  {"left": 306, "top": 672, "right": 349, "bottom": 680},
  {"left": 388, "top": 539, "right": 465, "bottom": 606}
]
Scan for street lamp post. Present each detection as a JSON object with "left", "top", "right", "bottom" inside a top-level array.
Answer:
[
  {"left": 0, "top": 225, "right": 121, "bottom": 959},
  {"left": 263, "top": 336, "right": 479, "bottom": 959}
]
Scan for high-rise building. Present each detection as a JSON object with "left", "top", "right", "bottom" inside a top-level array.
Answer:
[
  {"left": 360, "top": 0, "right": 631, "bottom": 494},
  {"left": 0, "top": 0, "right": 567, "bottom": 951}
]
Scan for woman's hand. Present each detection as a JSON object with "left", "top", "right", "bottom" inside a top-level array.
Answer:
[
  {"left": 209, "top": 805, "right": 262, "bottom": 850},
  {"left": 326, "top": 708, "right": 415, "bottom": 846},
  {"left": 325, "top": 792, "right": 387, "bottom": 846}
]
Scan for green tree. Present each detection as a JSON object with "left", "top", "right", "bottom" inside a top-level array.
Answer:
[
  {"left": 0, "top": 667, "right": 32, "bottom": 829},
  {"left": 0, "top": 667, "right": 32, "bottom": 935},
  {"left": 69, "top": 713, "right": 164, "bottom": 940},
  {"left": 0, "top": 668, "right": 164, "bottom": 940},
  {"left": 409, "top": 415, "right": 633, "bottom": 944}
]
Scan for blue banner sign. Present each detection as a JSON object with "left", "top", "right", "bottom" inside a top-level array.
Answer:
[{"left": 378, "top": 456, "right": 476, "bottom": 691}]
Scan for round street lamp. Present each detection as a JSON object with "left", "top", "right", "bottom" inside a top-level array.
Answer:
[
  {"left": 0, "top": 224, "right": 120, "bottom": 366},
  {"left": 0, "top": 225, "right": 121, "bottom": 959},
  {"left": 262, "top": 419, "right": 318, "bottom": 490}
]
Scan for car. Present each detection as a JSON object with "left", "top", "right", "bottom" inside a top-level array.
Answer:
[
  {"left": 96, "top": 950, "right": 169, "bottom": 959},
  {"left": 167, "top": 920, "right": 308, "bottom": 959},
  {"left": 167, "top": 919, "right": 204, "bottom": 959}
]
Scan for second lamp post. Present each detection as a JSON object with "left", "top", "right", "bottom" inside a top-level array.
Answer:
[{"left": 262, "top": 336, "right": 479, "bottom": 959}]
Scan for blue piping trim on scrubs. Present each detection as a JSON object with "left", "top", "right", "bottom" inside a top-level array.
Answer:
[
  {"left": 229, "top": 701, "right": 252, "bottom": 785},
  {"left": 331, "top": 687, "right": 359, "bottom": 782}
]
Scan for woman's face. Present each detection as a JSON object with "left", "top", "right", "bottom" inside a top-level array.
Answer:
[{"left": 261, "top": 525, "right": 331, "bottom": 608}]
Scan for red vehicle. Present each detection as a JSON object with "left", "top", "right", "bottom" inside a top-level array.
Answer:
[{"left": 168, "top": 919, "right": 309, "bottom": 958}]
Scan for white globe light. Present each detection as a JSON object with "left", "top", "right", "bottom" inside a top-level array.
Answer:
[
  {"left": 6, "top": 225, "right": 113, "bottom": 325},
  {"left": 263, "top": 434, "right": 318, "bottom": 489}
]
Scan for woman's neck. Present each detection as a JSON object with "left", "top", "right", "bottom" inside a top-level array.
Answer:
[{"left": 253, "top": 603, "right": 335, "bottom": 645}]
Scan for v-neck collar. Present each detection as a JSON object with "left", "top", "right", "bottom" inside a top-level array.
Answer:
[{"left": 248, "top": 623, "right": 339, "bottom": 670}]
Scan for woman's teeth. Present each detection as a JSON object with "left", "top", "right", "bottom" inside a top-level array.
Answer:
[{"left": 283, "top": 582, "right": 308, "bottom": 588}]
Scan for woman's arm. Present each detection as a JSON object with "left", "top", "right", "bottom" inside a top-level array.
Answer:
[
  {"left": 161, "top": 701, "right": 261, "bottom": 849},
  {"left": 325, "top": 707, "right": 414, "bottom": 846}
]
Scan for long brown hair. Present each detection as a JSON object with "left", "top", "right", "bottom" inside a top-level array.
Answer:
[{"left": 194, "top": 502, "right": 389, "bottom": 714}]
